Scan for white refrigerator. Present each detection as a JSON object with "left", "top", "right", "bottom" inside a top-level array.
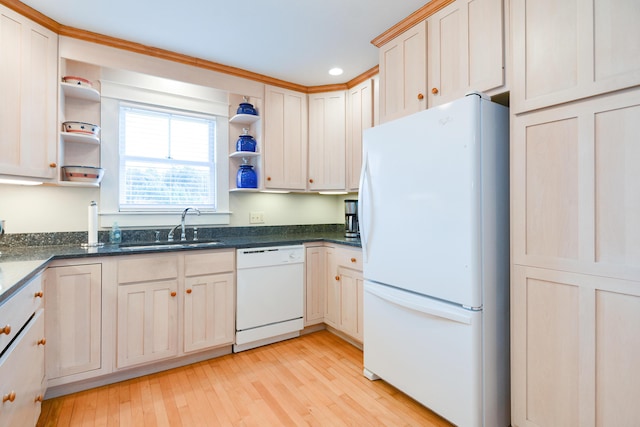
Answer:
[{"left": 358, "top": 92, "right": 510, "bottom": 427}]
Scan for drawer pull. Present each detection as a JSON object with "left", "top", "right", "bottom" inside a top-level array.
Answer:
[
  {"left": 431, "top": 87, "right": 439, "bottom": 95},
  {"left": 34, "top": 291, "right": 44, "bottom": 298},
  {"left": 37, "top": 338, "right": 46, "bottom": 346},
  {"left": 350, "top": 257, "right": 357, "bottom": 263},
  {"left": 335, "top": 275, "right": 340, "bottom": 281},
  {"left": 417, "top": 93, "right": 425, "bottom": 100},
  {"left": 170, "top": 291, "right": 177, "bottom": 297},
  {"left": 2, "top": 391, "right": 16, "bottom": 403},
  {"left": 186, "top": 289, "right": 192, "bottom": 294},
  {"left": 0, "top": 325, "right": 10, "bottom": 335}
]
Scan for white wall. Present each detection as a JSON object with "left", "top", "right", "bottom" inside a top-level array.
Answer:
[{"left": 0, "top": 184, "right": 347, "bottom": 234}]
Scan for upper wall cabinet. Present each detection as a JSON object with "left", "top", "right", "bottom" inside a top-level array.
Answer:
[
  {"left": 428, "top": 0, "right": 506, "bottom": 107},
  {"left": 512, "top": 0, "right": 640, "bottom": 113},
  {"left": 346, "top": 79, "right": 374, "bottom": 192},
  {"left": 0, "top": 4, "right": 57, "bottom": 181},
  {"left": 308, "top": 91, "right": 347, "bottom": 191},
  {"left": 262, "top": 85, "right": 308, "bottom": 191},
  {"left": 378, "top": 21, "right": 428, "bottom": 123}
]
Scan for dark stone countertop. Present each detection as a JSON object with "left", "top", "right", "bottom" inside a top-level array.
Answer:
[{"left": 0, "top": 230, "right": 361, "bottom": 306}]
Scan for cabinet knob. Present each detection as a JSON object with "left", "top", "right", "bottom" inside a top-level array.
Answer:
[
  {"left": 417, "top": 93, "right": 425, "bottom": 100},
  {"left": 267, "top": 176, "right": 272, "bottom": 181},
  {"left": 0, "top": 325, "right": 10, "bottom": 335},
  {"left": 49, "top": 162, "right": 57, "bottom": 168},
  {"left": 37, "top": 338, "right": 46, "bottom": 346},
  {"left": 186, "top": 289, "right": 192, "bottom": 294},
  {"left": 2, "top": 392, "right": 16, "bottom": 403},
  {"left": 309, "top": 178, "right": 314, "bottom": 184},
  {"left": 335, "top": 275, "right": 340, "bottom": 281},
  {"left": 350, "top": 257, "right": 357, "bottom": 263},
  {"left": 35, "top": 395, "right": 44, "bottom": 403},
  {"left": 431, "top": 87, "right": 439, "bottom": 95},
  {"left": 170, "top": 291, "right": 177, "bottom": 297},
  {"left": 34, "top": 291, "right": 44, "bottom": 298}
]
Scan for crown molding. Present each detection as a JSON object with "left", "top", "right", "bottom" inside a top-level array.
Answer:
[
  {"left": 370, "top": 0, "right": 455, "bottom": 47},
  {"left": 0, "top": 0, "right": 378, "bottom": 93}
]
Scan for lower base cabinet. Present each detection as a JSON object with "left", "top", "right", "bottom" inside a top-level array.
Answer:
[
  {"left": 116, "top": 250, "right": 235, "bottom": 369},
  {"left": 323, "top": 245, "right": 364, "bottom": 343},
  {"left": 0, "top": 310, "right": 45, "bottom": 427},
  {"left": 45, "top": 263, "right": 102, "bottom": 383}
]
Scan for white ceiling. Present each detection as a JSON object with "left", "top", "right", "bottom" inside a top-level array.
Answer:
[{"left": 19, "top": 0, "right": 430, "bottom": 87}]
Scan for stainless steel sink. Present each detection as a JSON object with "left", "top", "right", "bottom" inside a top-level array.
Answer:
[{"left": 119, "top": 240, "right": 221, "bottom": 251}]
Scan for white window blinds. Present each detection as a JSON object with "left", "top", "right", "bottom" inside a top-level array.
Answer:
[{"left": 118, "top": 104, "right": 216, "bottom": 210}]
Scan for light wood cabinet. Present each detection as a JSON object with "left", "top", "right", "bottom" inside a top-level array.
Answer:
[
  {"left": 263, "top": 85, "right": 308, "bottom": 190},
  {"left": 0, "top": 310, "right": 45, "bottom": 427},
  {"left": 511, "top": 0, "right": 640, "bottom": 113},
  {"left": 346, "top": 79, "right": 374, "bottom": 192},
  {"left": 116, "top": 250, "right": 235, "bottom": 369},
  {"left": 304, "top": 245, "right": 327, "bottom": 326},
  {"left": 324, "top": 245, "right": 364, "bottom": 343},
  {"left": 428, "top": 0, "right": 506, "bottom": 107},
  {"left": 308, "top": 91, "right": 346, "bottom": 191},
  {"left": 510, "top": 84, "right": 640, "bottom": 425},
  {"left": 45, "top": 263, "right": 102, "bottom": 384},
  {"left": 0, "top": 4, "right": 57, "bottom": 181},
  {"left": 117, "top": 278, "right": 179, "bottom": 368},
  {"left": 511, "top": 266, "right": 640, "bottom": 427},
  {"left": 183, "top": 251, "right": 235, "bottom": 353},
  {"left": 378, "top": 20, "right": 427, "bottom": 123},
  {"left": 116, "top": 254, "right": 180, "bottom": 368}
]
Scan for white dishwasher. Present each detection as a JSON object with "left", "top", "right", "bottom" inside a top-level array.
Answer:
[{"left": 234, "top": 245, "right": 305, "bottom": 352}]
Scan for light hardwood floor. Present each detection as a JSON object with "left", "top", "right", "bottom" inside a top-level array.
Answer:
[{"left": 37, "top": 330, "right": 454, "bottom": 426}]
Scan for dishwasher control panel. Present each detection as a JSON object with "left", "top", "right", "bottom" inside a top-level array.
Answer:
[{"left": 236, "top": 245, "right": 305, "bottom": 269}]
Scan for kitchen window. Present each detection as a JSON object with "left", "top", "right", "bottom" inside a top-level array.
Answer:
[
  {"left": 99, "top": 72, "right": 230, "bottom": 228},
  {"left": 119, "top": 104, "right": 216, "bottom": 211}
]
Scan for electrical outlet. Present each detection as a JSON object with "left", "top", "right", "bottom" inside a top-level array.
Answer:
[{"left": 249, "top": 211, "right": 264, "bottom": 224}]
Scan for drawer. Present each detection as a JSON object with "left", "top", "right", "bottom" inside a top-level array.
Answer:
[
  {"left": 184, "top": 249, "right": 235, "bottom": 277},
  {"left": 0, "top": 309, "right": 45, "bottom": 427},
  {"left": 334, "top": 246, "right": 363, "bottom": 271},
  {"left": 0, "top": 273, "right": 43, "bottom": 354},
  {"left": 117, "top": 254, "right": 179, "bottom": 284}
]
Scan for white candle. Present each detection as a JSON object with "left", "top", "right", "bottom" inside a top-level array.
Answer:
[{"left": 88, "top": 201, "right": 98, "bottom": 246}]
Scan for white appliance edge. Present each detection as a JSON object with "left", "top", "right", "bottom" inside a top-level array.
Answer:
[{"left": 359, "top": 93, "right": 510, "bottom": 427}]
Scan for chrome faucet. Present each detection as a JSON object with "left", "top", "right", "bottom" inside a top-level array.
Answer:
[{"left": 168, "top": 207, "right": 200, "bottom": 241}]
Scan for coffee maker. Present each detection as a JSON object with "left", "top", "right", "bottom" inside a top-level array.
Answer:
[{"left": 344, "top": 199, "right": 359, "bottom": 238}]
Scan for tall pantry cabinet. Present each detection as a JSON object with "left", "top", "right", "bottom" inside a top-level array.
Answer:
[{"left": 510, "top": 0, "right": 640, "bottom": 426}]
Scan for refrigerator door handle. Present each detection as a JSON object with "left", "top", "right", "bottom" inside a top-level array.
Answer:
[
  {"left": 365, "top": 283, "right": 473, "bottom": 325},
  {"left": 358, "top": 153, "right": 371, "bottom": 262}
]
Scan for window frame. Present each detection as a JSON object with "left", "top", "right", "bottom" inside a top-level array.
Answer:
[{"left": 99, "top": 76, "right": 230, "bottom": 228}]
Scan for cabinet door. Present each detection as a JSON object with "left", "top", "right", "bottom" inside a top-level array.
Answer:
[
  {"left": 323, "top": 247, "right": 340, "bottom": 327},
  {"left": 346, "top": 80, "right": 373, "bottom": 192},
  {"left": 428, "top": 0, "right": 505, "bottom": 107},
  {"left": 116, "top": 280, "right": 178, "bottom": 368},
  {"left": 379, "top": 20, "right": 427, "bottom": 123},
  {"left": 0, "top": 5, "right": 57, "bottom": 180},
  {"left": 304, "top": 246, "right": 326, "bottom": 326},
  {"left": 263, "top": 85, "right": 308, "bottom": 190},
  {"left": 183, "top": 272, "right": 234, "bottom": 353},
  {"left": 337, "top": 266, "right": 364, "bottom": 342},
  {"left": 308, "top": 91, "right": 346, "bottom": 191},
  {"left": 512, "top": 0, "right": 640, "bottom": 113},
  {"left": 45, "top": 264, "right": 102, "bottom": 380}
]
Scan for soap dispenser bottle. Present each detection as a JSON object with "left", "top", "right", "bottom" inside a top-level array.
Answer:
[{"left": 110, "top": 222, "right": 122, "bottom": 244}]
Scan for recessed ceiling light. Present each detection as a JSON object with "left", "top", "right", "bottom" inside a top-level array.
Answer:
[{"left": 328, "top": 67, "right": 343, "bottom": 76}]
